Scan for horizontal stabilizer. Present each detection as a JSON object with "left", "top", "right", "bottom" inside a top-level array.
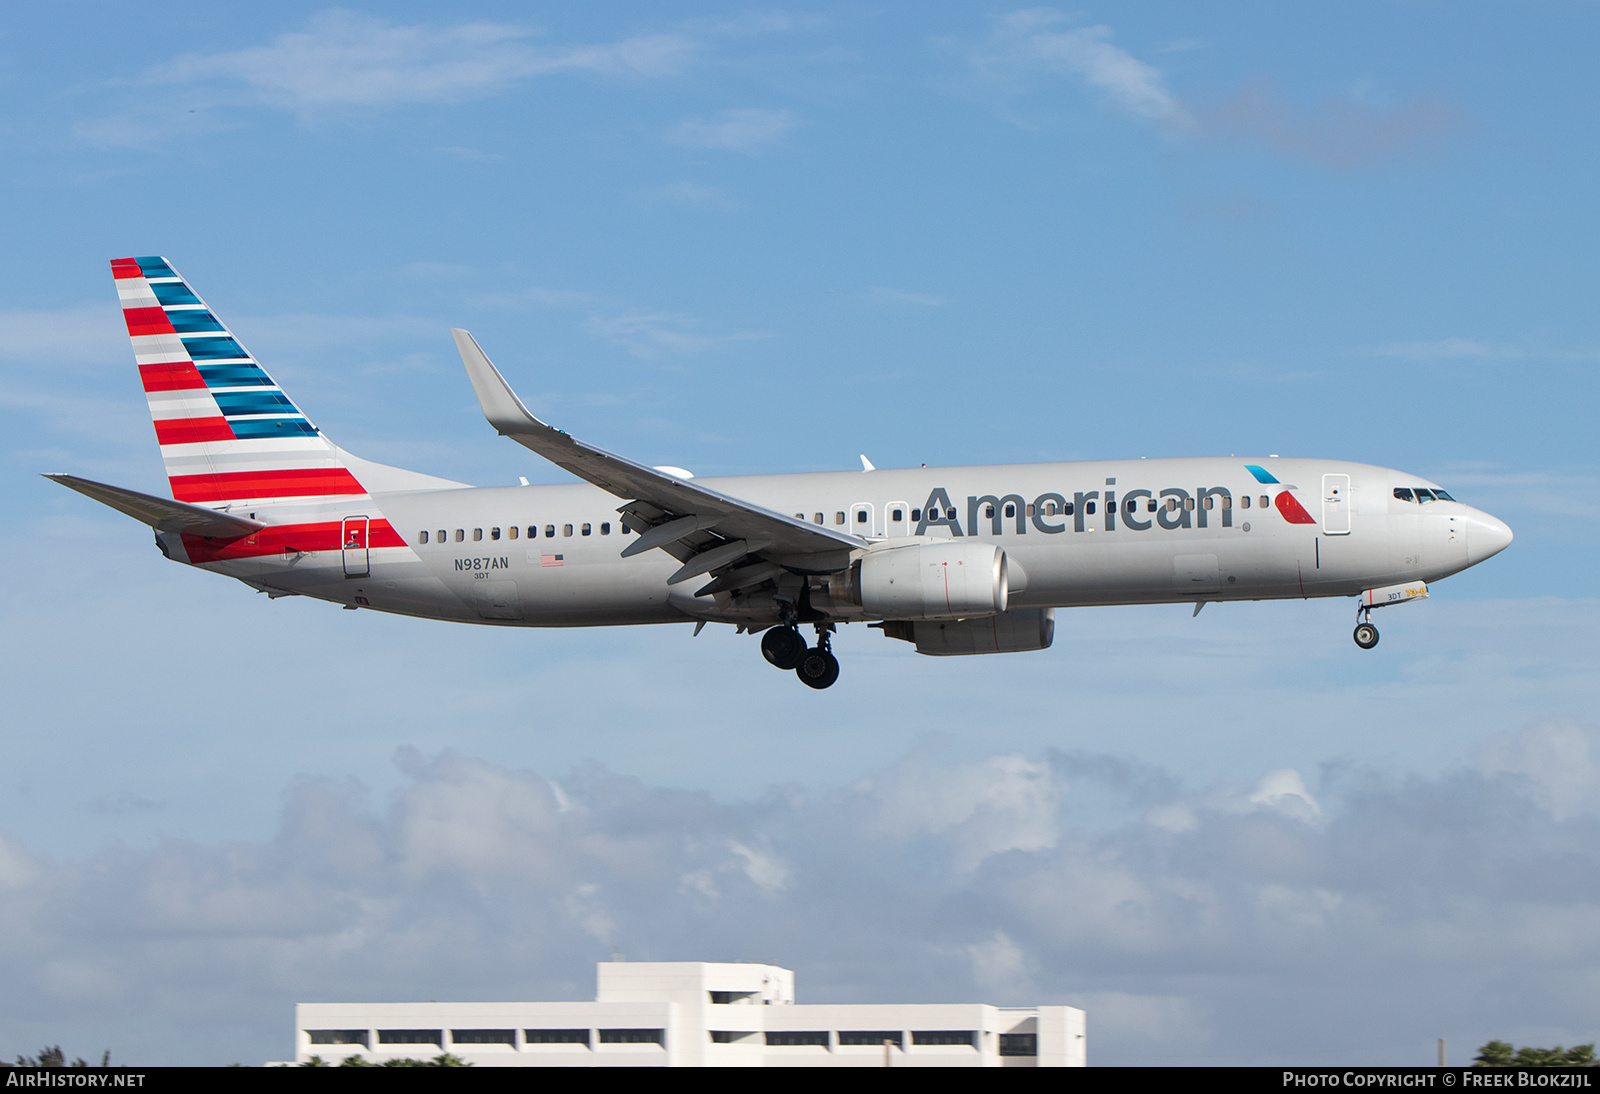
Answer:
[{"left": 44, "top": 474, "right": 264, "bottom": 538}]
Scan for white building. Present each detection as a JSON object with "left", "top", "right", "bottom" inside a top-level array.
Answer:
[{"left": 294, "top": 961, "right": 1086, "bottom": 1067}]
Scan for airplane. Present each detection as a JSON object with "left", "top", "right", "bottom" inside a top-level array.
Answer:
[{"left": 47, "top": 256, "right": 1514, "bottom": 689}]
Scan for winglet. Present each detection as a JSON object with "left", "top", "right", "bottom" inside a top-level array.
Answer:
[{"left": 452, "top": 328, "right": 546, "bottom": 436}]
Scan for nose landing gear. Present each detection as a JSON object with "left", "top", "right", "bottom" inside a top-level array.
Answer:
[{"left": 1353, "top": 605, "right": 1379, "bottom": 650}]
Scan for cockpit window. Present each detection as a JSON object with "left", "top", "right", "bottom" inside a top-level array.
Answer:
[
  {"left": 1432, "top": 489, "right": 1454, "bottom": 501},
  {"left": 1414, "top": 489, "right": 1436, "bottom": 503},
  {"left": 1393, "top": 488, "right": 1413, "bottom": 502}
]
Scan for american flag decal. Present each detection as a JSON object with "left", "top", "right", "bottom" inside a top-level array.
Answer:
[{"left": 542, "top": 554, "right": 564, "bottom": 567}]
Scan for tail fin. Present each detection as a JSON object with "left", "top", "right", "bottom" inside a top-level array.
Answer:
[{"left": 112, "top": 255, "right": 366, "bottom": 507}]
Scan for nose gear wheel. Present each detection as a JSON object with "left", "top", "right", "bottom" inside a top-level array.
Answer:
[{"left": 1353, "top": 605, "right": 1379, "bottom": 650}]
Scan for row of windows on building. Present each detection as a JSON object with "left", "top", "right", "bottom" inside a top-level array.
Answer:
[
  {"left": 305, "top": 1028, "right": 1031, "bottom": 1053},
  {"left": 418, "top": 522, "right": 634, "bottom": 545}
]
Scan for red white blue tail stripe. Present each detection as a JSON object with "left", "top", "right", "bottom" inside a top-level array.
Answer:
[{"left": 112, "top": 256, "right": 367, "bottom": 506}]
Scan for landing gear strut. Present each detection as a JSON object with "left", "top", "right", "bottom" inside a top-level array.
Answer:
[
  {"left": 795, "top": 623, "right": 840, "bottom": 690},
  {"left": 1353, "top": 605, "right": 1379, "bottom": 650}
]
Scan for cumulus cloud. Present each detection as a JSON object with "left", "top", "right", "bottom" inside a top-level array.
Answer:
[
  {"left": 6, "top": 733, "right": 1600, "bottom": 1064},
  {"left": 665, "top": 108, "right": 802, "bottom": 153}
]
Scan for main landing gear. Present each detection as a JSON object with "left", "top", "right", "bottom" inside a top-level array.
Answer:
[
  {"left": 1353, "top": 605, "right": 1379, "bottom": 650},
  {"left": 761, "top": 622, "right": 840, "bottom": 689}
]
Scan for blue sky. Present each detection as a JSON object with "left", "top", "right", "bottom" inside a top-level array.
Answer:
[{"left": 2, "top": 2, "right": 1597, "bottom": 1067}]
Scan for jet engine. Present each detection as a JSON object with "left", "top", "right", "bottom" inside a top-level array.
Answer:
[
  {"left": 877, "top": 608, "right": 1055, "bottom": 656},
  {"left": 831, "top": 541, "right": 1008, "bottom": 620}
]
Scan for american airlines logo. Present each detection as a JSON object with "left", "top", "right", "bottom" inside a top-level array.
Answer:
[{"left": 913, "top": 485, "right": 1313, "bottom": 537}]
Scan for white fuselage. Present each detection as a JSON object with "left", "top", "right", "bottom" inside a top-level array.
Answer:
[{"left": 161, "top": 456, "right": 1511, "bottom": 630}]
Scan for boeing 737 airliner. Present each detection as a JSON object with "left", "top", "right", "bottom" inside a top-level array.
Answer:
[{"left": 49, "top": 257, "right": 1513, "bottom": 689}]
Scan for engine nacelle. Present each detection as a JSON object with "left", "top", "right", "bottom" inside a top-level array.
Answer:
[
  {"left": 879, "top": 608, "right": 1055, "bottom": 656},
  {"left": 843, "top": 541, "right": 1008, "bottom": 621}
]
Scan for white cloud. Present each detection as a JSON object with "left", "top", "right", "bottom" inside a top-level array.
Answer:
[
  {"left": 666, "top": 108, "right": 802, "bottom": 153},
  {"left": 1475, "top": 720, "right": 1600, "bottom": 822},
  {"left": 75, "top": 9, "right": 699, "bottom": 140},
  {"left": 853, "top": 751, "right": 1061, "bottom": 871},
  {"left": 973, "top": 10, "right": 1193, "bottom": 133},
  {"left": 158, "top": 11, "right": 697, "bottom": 112},
  {"left": 1246, "top": 768, "right": 1322, "bottom": 823},
  {"left": 4, "top": 740, "right": 1600, "bottom": 1064},
  {"left": 1372, "top": 338, "right": 1525, "bottom": 362},
  {"left": 584, "top": 310, "right": 768, "bottom": 359}
]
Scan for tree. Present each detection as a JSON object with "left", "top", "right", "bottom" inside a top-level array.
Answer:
[
  {"left": 11, "top": 1047, "right": 109, "bottom": 1067},
  {"left": 1475, "top": 1041, "right": 1596, "bottom": 1067}
]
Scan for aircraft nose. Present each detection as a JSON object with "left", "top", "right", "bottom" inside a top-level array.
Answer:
[{"left": 1465, "top": 509, "right": 1513, "bottom": 566}]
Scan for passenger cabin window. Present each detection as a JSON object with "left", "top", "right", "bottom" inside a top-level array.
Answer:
[
  {"left": 472, "top": 528, "right": 483, "bottom": 541},
  {"left": 1260, "top": 495, "right": 1269, "bottom": 508},
  {"left": 490, "top": 527, "right": 500, "bottom": 540},
  {"left": 437, "top": 529, "right": 446, "bottom": 542},
  {"left": 1004, "top": 503, "right": 1015, "bottom": 518},
  {"left": 563, "top": 524, "right": 573, "bottom": 537},
  {"left": 892, "top": 508, "right": 904, "bottom": 521},
  {"left": 1203, "top": 497, "right": 1213, "bottom": 510},
  {"left": 855, "top": 510, "right": 868, "bottom": 524},
  {"left": 600, "top": 522, "right": 611, "bottom": 535},
  {"left": 835, "top": 512, "right": 845, "bottom": 525},
  {"left": 419, "top": 531, "right": 429, "bottom": 544},
  {"left": 526, "top": 526, "right": 537, "bottom": 539},
  {"left": 455, "top": 529, "right": 464, "bottom": 542},
  {"left": 945, "top": 507, "right": 956, "bottom": 520},
  {"left": 545, "top": 525, "right": 555, "bottom": 538},
  {"left": 813, "top": 513, "right": 823, "bottom": 525},
  {"left": 581, "top": 523, "right": 591, "bottom": 536},
  {"left": 1242, "top": 496, "right": 1252, "bottom": 508},
  {"left": 984, "top": 504, "right": 995, "bottom": 519},
  {"left": 508, "top": 526, "right": 518, "bottom": 539},
  {"left": 1086, "top": 501, "right": 1096, "bottom": 515},
  {"left": 911, "top": 509, "right": 922, "bottom": 521}
]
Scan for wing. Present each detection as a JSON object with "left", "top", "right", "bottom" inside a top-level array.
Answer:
[
  {"left": 453, "top": 329, "right": 863, "bottom": 589},
  {"left": 44, "top": 474, "right": 265, "bottom": 538}
]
